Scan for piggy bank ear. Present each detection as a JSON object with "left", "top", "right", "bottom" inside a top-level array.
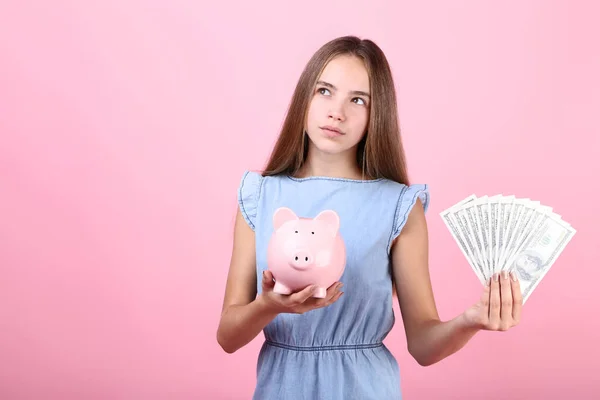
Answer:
[
  {"left": 273, "top": 207, "right": 298, "bottom": 230},
  {"left": 314, "top": 210, "right": 340, "bottom": 236}
]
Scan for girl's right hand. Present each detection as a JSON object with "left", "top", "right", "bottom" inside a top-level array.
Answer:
[{"left": 258, "top": 270, "right": 343, "bottom": 315}]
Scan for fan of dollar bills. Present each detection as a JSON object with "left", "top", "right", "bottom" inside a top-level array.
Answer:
[{"left": 440, "top": 194, "right": 576, "bottom": 304}]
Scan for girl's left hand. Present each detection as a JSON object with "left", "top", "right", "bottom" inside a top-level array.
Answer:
[{"left": 463, "top": 270, "right": 523, "bottom": 331}]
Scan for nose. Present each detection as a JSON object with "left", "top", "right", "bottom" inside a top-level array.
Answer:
[
  {"left": 290, "top": 249, "right": 313, "bottom": 269},
  {"left": 328, "top": 102, "right": 345, "bottom": 122}
]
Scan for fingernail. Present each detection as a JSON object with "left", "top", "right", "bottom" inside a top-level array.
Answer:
[
  {"left": 502, "top": 271, "right": 509, "bottom": 280},
  {"left": 493, "top": 273, "right": 499, "bottom": 282},
  {"left": 510, "top": 271, "right": 518, "bottom": 281}
]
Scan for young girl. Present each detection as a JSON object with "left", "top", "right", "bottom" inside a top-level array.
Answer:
[{"left": 217, "top": 35, "right": 523, "bottom": 399}]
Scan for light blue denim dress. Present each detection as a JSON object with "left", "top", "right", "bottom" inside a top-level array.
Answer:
[{"left": 237, "top": 170, "right": 430, "bottom": 400}]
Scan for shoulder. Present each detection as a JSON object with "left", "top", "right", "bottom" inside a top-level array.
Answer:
[
  {"left": 385, "top": 179, "right": 431, "bottom": 250},
  {"left": 394, "top": 181, "right": 430, "bottom": 216},
  {"left": 237, "top": 170, "right": 291, "bottom": 230},
  {"left": 378, "top": 178, "right": 430, "bottom": 214},
  {"left": 238, "top": 169, "right": 264, "bottom": 193},
  {"left": 237, "top": 170, "right": 266, "bottom": 231}
]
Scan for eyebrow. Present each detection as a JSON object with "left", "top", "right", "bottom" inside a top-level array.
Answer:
[{"left": 316, "top": 80, "right": 370, "bottom": 98}]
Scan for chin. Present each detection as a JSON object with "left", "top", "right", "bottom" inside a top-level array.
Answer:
[{"left": 308, "top": 136, "right": 349, "bottom": 155}]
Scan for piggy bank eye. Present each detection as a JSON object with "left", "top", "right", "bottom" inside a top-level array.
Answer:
[
  {"left": 311, "top": 231, "right": 314, "bottom": 234},
  {"left": 294, "top": 230, "right": 298, "bottom": 233}
]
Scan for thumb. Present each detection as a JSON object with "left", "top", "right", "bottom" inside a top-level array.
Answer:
[
  {"left": 262, "top": 270, "right": 275, "bottom": 290},
  {"left": 479, "top": 281, "right": 491, "bottom": 307}
]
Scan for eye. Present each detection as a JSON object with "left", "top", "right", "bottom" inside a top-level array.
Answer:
[
  {"left": 295, "top": 230, "right": 298, "bottom": 233},
  {"left": 311, "top": 231, "right": 314, "bottom": 234},
  {"left": 352, "top": 97, "right": 366, "bottom": 105},
  {"left": 317, "top": 87, "right": 331, "bottom": 96}
]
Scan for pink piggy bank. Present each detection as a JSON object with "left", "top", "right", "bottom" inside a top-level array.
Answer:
[{"left": 266, "top": 206, "right": 346, "bottom": 298}]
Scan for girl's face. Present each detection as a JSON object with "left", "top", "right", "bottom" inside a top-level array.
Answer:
[{"left": 305, "top": 54, "right": 371, "bottom": 157}]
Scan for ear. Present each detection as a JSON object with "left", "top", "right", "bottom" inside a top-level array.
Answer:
[
  {"left": 314, "top": 210, "right": 340, "bottom": 236},
  {"left": 273, "top": 207, "right": 298, "bottom": 230}
]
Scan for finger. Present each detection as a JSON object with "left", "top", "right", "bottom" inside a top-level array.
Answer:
[
  {"left": 489, "top": 273, "right": 501, "bottom": 329},
  {"left": 318, "top": 288, "right": 343, "bottom": 308},
  {"left": 499, "top": 271, "right": 513, "bottom": 329},
  {"left": 327, "top": 282, "right": 343, "bottom": 297},
  {"left": 314, "top": 283, "right": 342, "bottom": 307},
  {"left": 288, "top": 284, "right": 317, "bottom": 305},
  {"left": 510, "top": 271, "right": 523, "bottom": 325},
  {"left": 326, "top": 281, "right": 341, "bottom": 290},
  {"left": 327, "top": 289, "right": 344, "bottom": 305},
  {"left": 318, "top": 281, "right": 341, "bottom": 300}
]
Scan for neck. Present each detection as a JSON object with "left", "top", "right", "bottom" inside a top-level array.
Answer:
[{"left": 296, "top": 144, "right": 363, "bottom": 180}]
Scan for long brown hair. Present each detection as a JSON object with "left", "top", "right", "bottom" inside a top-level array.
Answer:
[{"left": 261, "top": 35, "right": 410, "bottom": 185}]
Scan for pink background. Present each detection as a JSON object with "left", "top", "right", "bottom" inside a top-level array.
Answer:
[{"left": 1, "top": 1, "right": 598, "bottom": 399}]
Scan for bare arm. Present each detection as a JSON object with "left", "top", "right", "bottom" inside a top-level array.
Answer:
[
  {"left": 391, "top": 199, "right": 523, "bottom": 366},
  {"left": 217, "top": 207, "right": 344, "bottom": 354},
  {"left": 216, "top": 207, "right": 278, "bottom": 353},
  {"left": 391, "top": 199, "right": 480, "bottom": 366}
]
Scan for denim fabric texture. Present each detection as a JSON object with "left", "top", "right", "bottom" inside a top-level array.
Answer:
[{"left": 237, "top": 170, "right": 430, "bottom": 400}]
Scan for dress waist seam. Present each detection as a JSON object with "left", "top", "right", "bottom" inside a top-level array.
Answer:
[{"left": 264, "top": 340, "right": 383, "bottom": 352}]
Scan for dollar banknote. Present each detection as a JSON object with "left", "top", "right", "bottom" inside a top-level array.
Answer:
[{"left": 440, "top": 194, "right": 576, "bottom": 304}]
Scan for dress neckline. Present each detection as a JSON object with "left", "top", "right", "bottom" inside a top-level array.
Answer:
[{"left": 286, "top": 175, "right": 384, "bottom": 183}]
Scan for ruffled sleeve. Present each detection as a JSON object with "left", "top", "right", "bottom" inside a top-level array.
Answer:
[
  {"left": 237, "top": 170, "right": 263, "bottom": 231},
  {"left": 390, "top": 183, "right": 430, "bottom": 242}
]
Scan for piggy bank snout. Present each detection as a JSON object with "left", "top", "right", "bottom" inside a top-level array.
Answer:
[{"left": 289, "top": 248, "right": 313, "bottom": 270}]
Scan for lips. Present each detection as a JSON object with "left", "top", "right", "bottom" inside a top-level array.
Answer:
[{"left": 320, "top": 125, "right": 344, "bottom": 136}]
